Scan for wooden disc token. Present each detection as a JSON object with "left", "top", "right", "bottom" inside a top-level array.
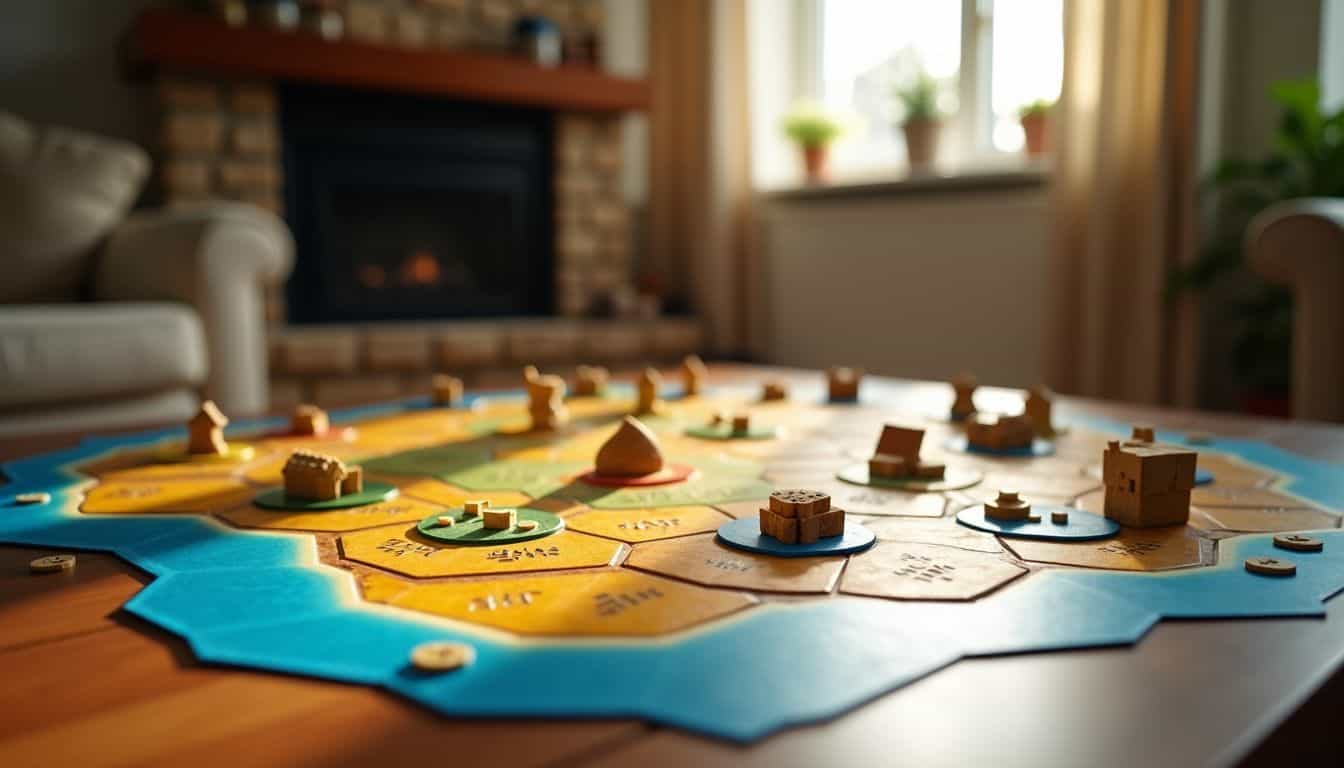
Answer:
[
  {"left": 15, "top": 492, "right": 51, "bottom": 505},
  {"left": 1244, "top": 556, "right": 1296, "bottom": 577},
  {"left": 516, "top": 520, "right": 538, "bottom": 531},
  {"left": 410, "top": 641, "right": 475, "bottom": 672},
  {"left": 1273, "top": 534, "right": 1323, "bottom": 553},
  {"left": 30, "top": 554, "right": 75, "bottom": 574}
]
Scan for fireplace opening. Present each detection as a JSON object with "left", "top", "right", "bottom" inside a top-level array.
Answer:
[{"left": 281, "top": 84, "right": 554, "bottom": 324}]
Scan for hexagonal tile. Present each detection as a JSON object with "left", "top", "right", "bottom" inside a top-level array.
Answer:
[
  {"left": 978, "top": 471, "right": 1099, "bottom": 501},
  {"left": 395, "top": 478, "right": 531, "bottom": 510},
  {"left": 359, "top": 570, "right": 756, "bottom": 636},
  {"left": 1197, "top": 506, "right": 1340, "bottom": 533},
  {"left": 859, "top": 517, "right": 1003, "bottom": 553},
  {"left": 1072, "top": 490, "right": 1218, "bottom": 531},
  {"left": 1195, "top": 453, "right": 1280, "bottom": 487},
  {"left": 566, "top": 505, "right": 730, "bottom": 543},
  {"left": 86, "top": 447, "right": 267, "bottom": 482},
  {"left": 1191, "top": 485, "right": 1320, "bottom": 509},
  {"left": 218, "top": 495, "right": 444, "bottom": 532},
  {"left": 81, "top": 479, "right": 255, "bottom": 515},
  {"left": 568, "top": 465, "right": 772, "bottom": 510},
  {"left": 444, "top": 460, "right": 588, "bottom": 497},
  {"left": 1003, "top": 525, "right": 1206, "bottom": 571},
  {"left": 625, "top": 533, "right": 846, "bottom": 593},
  {"left": 840, "top": 541, "right": 1027, "bottom": 600},
  {"left": 340, "top": 525, "right": 623, "bottom": 578},
  {"left": 359, "top": 443, "right": 496, "bottom": 478}
]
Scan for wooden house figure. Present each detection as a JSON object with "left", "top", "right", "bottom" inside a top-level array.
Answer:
[
  {"left": 681, "top": 355, "right": 707, "bottom": 396},
  {"left": 290, "top": 404, "right": 329, "bottom": 437},
  {"left": 869, "top": 425, "right": 945, "bottom": 479},
  {"left": 965, "top": 413, "right": 1034, "bottom": 451},
  {"left": 1102, "top": 440, "right": 1197, "bottom": 527},
  {"left": 1024, "top": 386, "right": 1056, "bottom": 438},
  {"left": 283, "top": 450, "right": 364, "bottom": 501},
  {"left": 187, "top": 400, "right": 229, "bottom": 456}
]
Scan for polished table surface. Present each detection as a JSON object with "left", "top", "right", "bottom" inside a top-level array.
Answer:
[{"left": 2, "top": 364, "right": 1343, "bottom": 768}]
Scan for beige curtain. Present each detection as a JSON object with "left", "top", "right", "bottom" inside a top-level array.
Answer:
[
  {"left": 648, "top": 0, "right": 753, "bottom": 356},
  {"left": 1046, "top": 0, "right": 1201, "bottom": 404}
]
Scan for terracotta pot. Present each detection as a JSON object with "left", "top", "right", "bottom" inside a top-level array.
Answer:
[
  {"left": 801, "top": 144, "right": 829, "bottom": 183},
  {"left": 902, "top": 119, "right": 940, "bottom": 171},
  {"left": 1021, "top": 112, "right": 1049, "bottom": 157}
]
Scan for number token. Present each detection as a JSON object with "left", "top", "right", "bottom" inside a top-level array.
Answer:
[
  {"left": 516, "top": 520, "right": 538, "bottom": 531},
  {"left": 1244, "top": 556, "right": 1296, "bottom": 577},
  {"left": 410, "top": 641, "right": 475, "bottom": 672},
  {"left": 29, "top": 554, "right": 76, "bottom": 574},
  {"left": 1273, "top": 534, "right": 1323, "bottom": 553}
]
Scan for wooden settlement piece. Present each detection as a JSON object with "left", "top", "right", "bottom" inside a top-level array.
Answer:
[
  {"left": 282, "top": 450, "right": 364, "bottom": 501},
  {"left": 681, "top": 355, "right": 708, "bottom": 396},
  {"left": 187, "top": 400, "right": 229, "bottom": 456},
  {"left": 431, "top": 375, "right": 464, "bottom": 407},
  {"left": 965, "top": 413, "right": 1035, "bottom": 452},
  {"left": 289, "top": 404, "right": 329, "bottom": 436},
  {"left": 574, "top": 365, "right": 610, "bottom": 397},
  {"left": 868, "top": 425, "right": 945, "bottom": 480},
  {"left": 759, "top": 489, "right": 845, "bottom": 545},
  {"left": 1101, "top": 439, "right": 1197, "bottom": 527},
  {"left": 635, "top": 368, "right": 664, "bottom": 415},
  {"left": 1024, "top": 386, "right": 1056, "bottom": 438}
]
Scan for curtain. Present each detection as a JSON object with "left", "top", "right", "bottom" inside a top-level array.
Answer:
[
  {"left": 1045, "top": 0, "right": 1201, "bottom": 403},
  {"left": 648, "top": 0, "right": 753, "bottom": 356}
]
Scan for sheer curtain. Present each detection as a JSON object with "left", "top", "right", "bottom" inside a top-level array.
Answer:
[
  {"left": 1045, "top": 0, "right": 1201, "bottom": 403},
  {"left": 648, "top": 0, "right": 754, "bottom": 356}
]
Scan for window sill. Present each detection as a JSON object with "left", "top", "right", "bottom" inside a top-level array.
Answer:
[{"left": 760, "top": 159, "right": 1050, "bottom": 202}]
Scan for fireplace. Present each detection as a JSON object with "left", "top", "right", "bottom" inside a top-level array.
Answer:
[{"left": 280, "top": 85, "right": 554, "bottom": 324}]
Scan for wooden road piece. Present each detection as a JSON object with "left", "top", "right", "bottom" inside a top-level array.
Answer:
[
  {"left": 1273, "top": 534, "right": 1324, "bottom": 553},
  {"left": 186, "top": 400, "right": 228, "bottom": 456},
  {"left": 1245, "top": 556, "right": 1297, "bottom": 577},
  {"left": 594, "top": 416, "right": 665, "bottom": 477}
]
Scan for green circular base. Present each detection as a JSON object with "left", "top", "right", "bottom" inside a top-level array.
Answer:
[
  {"left": 835, "top": 464, "right": 982, "bottom": 492},
  {"left": 253, "top": 482, "right": 399, "bottom": 511},
  {"left": 157, "top": 443, "right": 256, "bottom": 464},
  {"left": 685, "top": 423, "right": 777, "bottom": 441},
  {"left": 417, "top": 507, "right": 564, "bottom": 546}
]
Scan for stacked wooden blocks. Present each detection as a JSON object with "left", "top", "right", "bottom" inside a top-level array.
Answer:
[
  {"left": 868, "top": 425, "right": 945, "bottom": 480},
  {"left": 759, "top": 489, "right": 845, "bottom": 545}
]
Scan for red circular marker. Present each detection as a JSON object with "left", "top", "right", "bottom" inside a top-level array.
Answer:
[{"left": 578, "top": 463, "right": 697, "bottom": 488}]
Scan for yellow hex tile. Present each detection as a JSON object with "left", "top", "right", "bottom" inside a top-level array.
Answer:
[
  {"left": 92, "top": 448, "right": 268, "bottom": 482},
  {"left": 1003, "top": 525, "right": 1205, "bottom": 571},
  {"left": 81, "top": 478, "right": 256, "bottom": 515},
  {"left": 625, "top": 533, "right": 845, "bottom": 593},
  {"left": 566, "top": 506, "right": 730, "bottom": 543},
  {"left": 841, "top": 541, "right": 1027, "bottom": 601},
  {"left": 340, "top": 526, "right": 624, "bottom": 578},
  {"left": 396, "top": 479, "right": 531, "bottom": 510},
  {"left": 360, "top": 569, "right": 756, "bottom": 637},
  {"left": 218, "top": 495, "right": 445, "bottom": 532}
]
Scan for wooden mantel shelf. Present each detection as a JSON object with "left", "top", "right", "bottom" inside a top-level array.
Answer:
[{"left": 127, "top": 9, "right": 650, "bottom": 113}]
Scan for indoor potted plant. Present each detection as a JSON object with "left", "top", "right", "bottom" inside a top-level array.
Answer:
[
  {"left": 782, "top": 105, "right": 843, "bottom": 183},
  {"left": 1167, "top": 78, "right": 1344, "bottom": 416},
  {"left": 1018, "top": 99, "right": 1053, "bottom": 157},
  {"left": 896, "top": 73, "right": 942, "bottom": 171}
]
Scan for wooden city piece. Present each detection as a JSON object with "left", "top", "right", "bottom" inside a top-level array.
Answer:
[
  {"left": 950, "top": 374, "right": 977, "bottom": 420},
  {"left": 573, "top": 365, "right": 610, "bottom": 397},
  {"left": 289, "top": 404, "right": 329, "bottom": 437},
  {"left": 1102, "top": 439, "right": 1197, "bottom": 528},
  {"left": 761, "top": 489, "right": 845, "bottom": 545},
  {"left": 431, "top": 374, "right": 464, "bottom": 407},
  {"left": 187, "top": 400, "right": 229, "bottom": 456},
  {"left": 985, "top": 489, "right": 1032, "bottom": 521},
  {"left": 527, "top": 372, "right": 570, "bottom": 431},
  {"left": 761, "top": 380, "right": 788, "bottom": 401},
  {"left": 965, "top": 413, "right": 1034, "bottom": 451},
  {"left": 635, "top": 367, "right": 663, "bottom": 415},
  {"left": 868, "top": 424, "right": 945, "bottom": 480},
  {"left": 594, "top": 416, "right": 665, "bottom": 477},
  {"left": 1024, "top": 385, "right": 1056, "bottom": 438},
  {"left": 282, "top": 450, "right": 364, "bottom": 501},
  {"left": 482, "top": 508, "right": 517, "bottom": 530},
  {"left": 827, "top": 367, "right": 862, "bottom": 401},
  {"left": 682, "top": 354, "right": 708, "bottom": 396}
]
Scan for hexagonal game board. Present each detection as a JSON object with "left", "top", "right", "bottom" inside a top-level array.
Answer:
[{"left": 3, "top": 381, "right": 1344, "bottom": 743}]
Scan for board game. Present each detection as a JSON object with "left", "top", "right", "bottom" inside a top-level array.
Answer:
[{"left": 3, "top": 367, "right": 1344, "bottom": 744}]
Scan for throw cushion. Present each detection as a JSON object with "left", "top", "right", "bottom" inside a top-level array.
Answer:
[{"left": 0, "top": 111, "right": 150, "bottom": 302}]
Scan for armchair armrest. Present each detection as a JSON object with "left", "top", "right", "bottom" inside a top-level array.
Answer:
[
  {"left": 1246, "top": 198, "right": 1344, "bottom": 422},
  {"left": 94, "top": 202, "right": 294, "bottom": 415}
]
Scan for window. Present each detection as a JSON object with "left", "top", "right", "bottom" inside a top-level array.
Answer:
[{"left": 783, "top": 0, "right": 1064, "bottom": 181}]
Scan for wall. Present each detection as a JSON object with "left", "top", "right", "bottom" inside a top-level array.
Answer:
[
  {"left": 760, "top": 181, "right": 1050, "bottom": 388},
  {"left": 0, "top": 0, "right": 158, "bottom": 147}
]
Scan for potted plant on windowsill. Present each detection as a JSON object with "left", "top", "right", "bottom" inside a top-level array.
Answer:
[
  {"left": 1018, "top": 99, "right": 1053, "bottom": 157},
  {"left": 782, "top": 105, "right": 843, "bottom": 183},
  {"left": 896, "top": 73, "right": 942, "bottom": 171}
]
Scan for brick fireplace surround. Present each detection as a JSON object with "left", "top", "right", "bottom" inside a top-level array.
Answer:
[{"left": 140, "top": 1, "right": 700, "bottom": 408}]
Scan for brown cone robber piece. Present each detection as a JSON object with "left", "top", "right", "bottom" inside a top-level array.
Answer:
[{"left": 594, "top": 416, "right": 665, "bottom": 477}]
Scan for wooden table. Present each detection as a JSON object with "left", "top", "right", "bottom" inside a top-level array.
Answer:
[{"left": 2, "top": 365, "right": 1343, "bottom": 767}]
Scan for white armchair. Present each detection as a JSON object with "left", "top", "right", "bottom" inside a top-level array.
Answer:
[
  {"left": 1246, "top": 198, "right": 1344, "bottom": 422},
  {"left": 0, "top": 111, "right": 292, "bottom": 435}
]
